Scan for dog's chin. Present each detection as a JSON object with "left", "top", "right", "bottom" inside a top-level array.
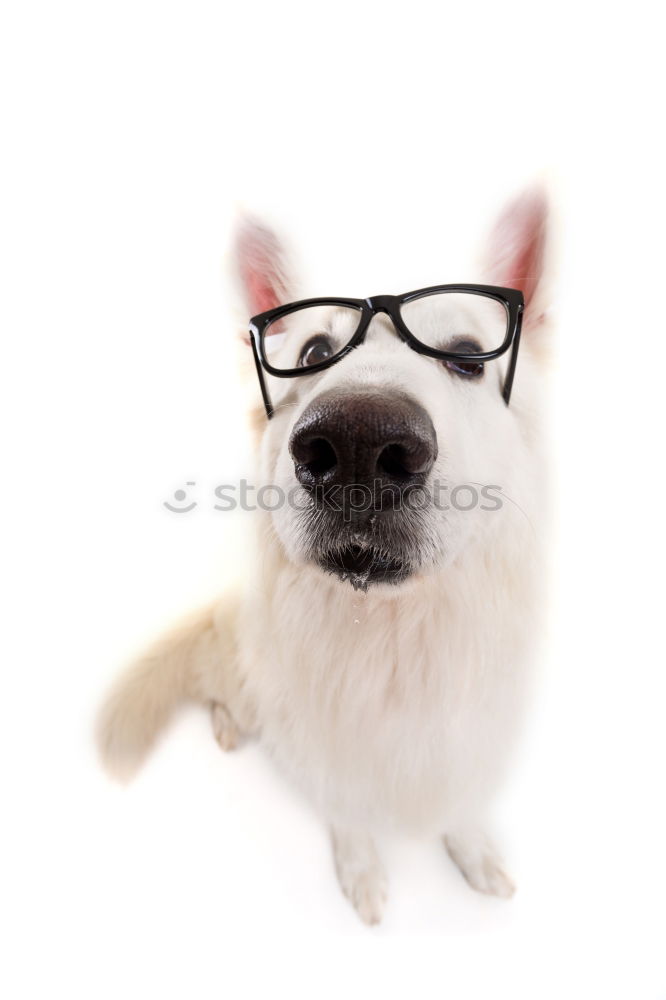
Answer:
[{"left": 314, "top": 543, "right": 412, "bottom": 591}]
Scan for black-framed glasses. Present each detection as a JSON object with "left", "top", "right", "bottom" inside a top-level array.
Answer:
[{"left": 248, "top": 284, "right": 524, "bottom": 419}]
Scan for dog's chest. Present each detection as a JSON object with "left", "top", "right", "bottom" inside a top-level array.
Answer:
[{"left": 241, "top": 567, "right": 531, "bottom": 831}]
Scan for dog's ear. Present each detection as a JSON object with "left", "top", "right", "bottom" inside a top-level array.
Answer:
[
  {"left": 485, "top": 188, "right": 548, "bottom": 325},
  {"left": 232, "top": 215, "right": 295, "bottom": 439},
  {"left": 233, "top": 215, "right": 294, "bottom": 319}
]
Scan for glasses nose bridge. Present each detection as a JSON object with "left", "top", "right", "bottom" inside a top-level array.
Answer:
[{"left": 365, "top": 295, "right": 405, "bottom": 341}]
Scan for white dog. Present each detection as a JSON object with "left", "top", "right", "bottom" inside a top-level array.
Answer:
[{"left": 98, "top": 189, "right": 550, "bottom": 925}]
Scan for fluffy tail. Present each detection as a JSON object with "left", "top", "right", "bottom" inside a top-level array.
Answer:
[{"left": 97, "top": 604, "right": 223, "bottom": 781}]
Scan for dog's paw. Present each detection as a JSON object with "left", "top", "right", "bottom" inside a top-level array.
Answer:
[
  {"left": 444, "top": 829, "right": 515, "bottom": 899},
  {"left": 331, "top": 828, "right": 387, "bottom": 925},
  {"left": 343, "top": 867, "right": 388, "bottom": 926},
  {"left": 211, "top": 702, "right": 241, "bottom": 752}
]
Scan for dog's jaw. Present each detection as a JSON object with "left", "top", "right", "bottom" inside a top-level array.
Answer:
[{"left": 316, "top": 540, "right": 411, "bottom": 591}]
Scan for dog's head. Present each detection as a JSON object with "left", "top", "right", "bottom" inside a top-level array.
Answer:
[{"left": 233, "top": 192, "right": 550, "bottom": 591}]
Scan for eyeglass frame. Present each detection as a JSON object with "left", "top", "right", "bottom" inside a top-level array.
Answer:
[{"left": 248, "top": 283, "right": 524, "bottom": 419}]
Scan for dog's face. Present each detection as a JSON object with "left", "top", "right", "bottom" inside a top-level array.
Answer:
[{"left": 235, "top": 193, "right": 548, "bottom": 591}]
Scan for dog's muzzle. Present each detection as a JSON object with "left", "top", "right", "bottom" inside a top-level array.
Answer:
[{"left": 289, "top": 388, "right": 438, "bottom": 588}]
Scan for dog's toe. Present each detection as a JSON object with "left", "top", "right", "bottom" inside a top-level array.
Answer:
[
  {"left": 463, "top": 856, "right": 515, "bottom": 898},
  {"left": 332, "top": 828, "right": 387, "bottom": 925},
  {"left": 445, "top": 829, "right": 516, "bottom": 899},
  {"left": 348, "top": 870, "right": 388, "bottom": 925},
  {"left": 211, "top": 703, "right": 240, "bottom": 752}
]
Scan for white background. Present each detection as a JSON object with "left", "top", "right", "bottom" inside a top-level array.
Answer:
[{"left": 1, "top": 1, "right": 665, "bottom": 997}]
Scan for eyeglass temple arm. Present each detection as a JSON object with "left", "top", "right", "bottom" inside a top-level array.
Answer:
[
  {"left": 250, "top": 333, "right": 274, "bottom": 419},
  {"left": 502, "top": 306, "right": 524, "bottom": 405}
]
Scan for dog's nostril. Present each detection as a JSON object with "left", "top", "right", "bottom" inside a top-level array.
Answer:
[
  {"left": 306, "top": 438, "right": 337, "bottom": 477},
  {"left": 378, "top": 444, "right": 409, "bottom": 480},
  {"left": 293, "top": 437, "right": 337, "bottom": 480},
  {"left": 377, "top": 443, "right": 427, "bottom": 480}
]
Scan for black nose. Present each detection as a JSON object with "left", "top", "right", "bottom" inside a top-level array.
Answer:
[{"left": 289, "top": 389, "right": 437, "bottom": 493}]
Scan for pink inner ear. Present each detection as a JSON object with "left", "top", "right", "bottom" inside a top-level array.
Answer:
[
  {"left": 242, "top": 268, "right": 282, "bottom": 316},
  {"left": 235, "top": 217, "right": 290, "bottom": 320},
  {"left": 488, "top": 191, "right": 547, "bottom": 308}
]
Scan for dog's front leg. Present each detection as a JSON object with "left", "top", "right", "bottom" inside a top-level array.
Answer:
[
  {"left": 331, "top": 826, "right": 387, "bottom": 926},
  {"left": 444, "top": 826, "right": 515, "bottom": 899}
]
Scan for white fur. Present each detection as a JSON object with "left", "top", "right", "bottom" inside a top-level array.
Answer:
[{"left": 97, "top": 193, "right": 550, "bottom": 924}]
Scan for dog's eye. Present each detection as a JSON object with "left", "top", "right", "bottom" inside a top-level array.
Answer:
[
  {"left": 443, "top": 340, "right": 484, "bottom": 379},
  {"left": 298, "top": 336, "right": 334, "bottom": 368},
  {"left": 444, "top": 358, "right": 484, "bottom": 378}
]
